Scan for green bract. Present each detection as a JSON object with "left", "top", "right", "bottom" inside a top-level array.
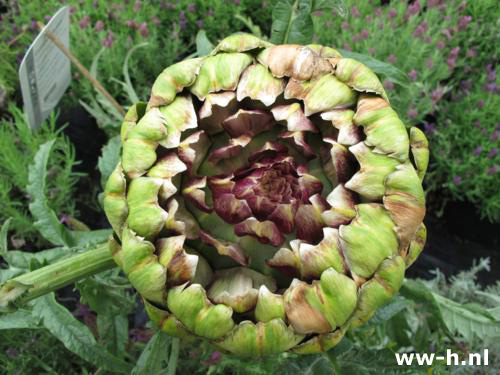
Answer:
[{"left": 103, "top": 33, "right": 429, "bottom": 357}]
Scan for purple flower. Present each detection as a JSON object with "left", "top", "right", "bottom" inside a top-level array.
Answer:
[
  {"left": 413, "top": 21, "right": 428, "bottom": 37},
  {"left": 94, "top": 20, "right": 104, "bottom": 32},
  {"left": 458, "top": 16, "right": 472, "bottom": 30},
  {"left": 450, "top": 47, "right": 460, "bottom": 57},
  {"left": 360, "top": 29, "right": 370, "bottom": 39},
  {"left": 428, "top": 0, "right": 441, "bottom": 7},
  {"left": 461, "top": 79, "right": 472, "bottom": 91},
  {"left": 375, "top": 7, "right": 382, "bottom": 17},
  {"left": 477, "top": 100, "right": 484, "bottom": 109},
  {"left": 383, "top": 79, "right": 395, "bottom": 90},
  {"left": 92, "top": 0, "right": 98, "bottom": 8},
  {"left": 188, "top": 3, "right": 195, "bottom": 12},
  {"left": 406, "top": 1, "right": 420, "bottom": 17},
  {"left": 426, "top": 58, "right": 433, "bottom": 69},
  {"left": 442, "top": 29, "right": 452, "bottom": 40},
  {"left": 130, "top": 328, "right": 152, "bottom": 343},
  {"left": 493, "top": 131, "right": 500, "bottom": 141},
  {"left": 151, "top": 16, "right": 161, "bottom": 26},
  {"left": 341, "top": 21, "right": 349, "bottom": 30},
  {"left": 351, "top": 6, "right": 360, "bottom": 18},
  {"left": 466, "top": 49, "right": 477, "bottom": 58},
  {"left": 487, "top": 69, "right": 496, "bottom": 82},
  {"left": 365, "top": 15, "right": 372, "bottom": 23},
  {"left": 134, "top": 0, "right": 141, "bottom": 12},
  {"left": 368, "top": 47, "right": 376, "bottom": 55},
  {"left": 424, "top": 122, "right": 436, "bottom": 135},
  {"left": 44, "top": 15, "right": 51, "bottom": 21},
  {"left": 102, "top": 32, "right": 114, "bottom": 48},
  {"left": 6, "top": 348, "right": 19, "bottom": 358},
  {"left": 139, "top": 22, "right": 149, "bottom": 37},
  {"left": 474, "top": 120, "right": 481, "bottom": 128},
  {"left": 69, "top": 6, "right": 76, "bottom": 14},
  {"left": 488, "top": 166, "right": 498, "bottom": 175},
  {"left": 448, "top": 57, "right": 456, "bottom": 69},
  {"left": 408, "top": 108, "right": 418, "bottom": 119},
  {"left": 234, "top": 0, "right": 241, "bottom": 5},
  {"left": 453, "top": 176, "right": 462, "bottom": 185},
  {"left": 126, "top": 20, "right": 137, "bottom": 28},
  {"left": 409, "top": 70, "right": 417, "bottom": 81},
  {"left": 179, "top": 11, "right": 187, "bottom": 30},
  {"left": 196, "top": 20, "right": 203, "bottom": 28},
  {"left": 202, "top": 351, "right": 222, "bottom": 366},
  {"left": 73, "top": 303, "right": 92, "bottom": 318},
  {"left": 79, "top": 15, "right": 90, "bottom": 29},
  {"left": 387, "top": 54, "right": 397, "bottom": 64},
  {"left": 431, "top": 88, "right": 444, "bottom": 102},
  {"left": 388, "top": 9, "right": 397, "bottom": 18},
  {"left": 474, "top": 146, "right": 483, "bottom": 156},
  {"left": 485, "top": 83, "right": 496, "bottom": 92},
  {"left": 488, "top": 148, "right": 498, "bottom": 158}
]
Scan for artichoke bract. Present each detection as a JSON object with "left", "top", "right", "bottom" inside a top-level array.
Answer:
[{"left": 103, "top": 34, "right": 429, "bottom": 356}]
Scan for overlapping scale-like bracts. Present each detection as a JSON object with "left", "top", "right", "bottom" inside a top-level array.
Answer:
[{"left": 103, "top": 34, "right": 429, "bottom": 357}]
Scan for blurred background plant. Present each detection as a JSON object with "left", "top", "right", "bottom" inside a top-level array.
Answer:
[{"left": 0, "top": 0, "right": 498, "bottom": 374}]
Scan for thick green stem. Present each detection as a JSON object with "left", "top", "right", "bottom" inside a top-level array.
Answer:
[
  {"left": 167, "top": 338, "right": 180, "bottom": 375},
  {"left": 0, "top": 243, "right": 115, "bottom": 309}
]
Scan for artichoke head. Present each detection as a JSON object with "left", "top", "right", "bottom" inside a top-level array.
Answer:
[{"left": 103, "top": 33, "right": 429, "bottom": 357}]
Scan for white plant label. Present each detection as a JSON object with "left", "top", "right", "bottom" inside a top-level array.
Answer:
[{"left": 19, "top": 6, "right": 71, "bottom": 128}]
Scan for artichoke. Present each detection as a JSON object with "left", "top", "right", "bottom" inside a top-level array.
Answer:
[{"left": 103, "top": 34, "right": 429, "bottom": 357}]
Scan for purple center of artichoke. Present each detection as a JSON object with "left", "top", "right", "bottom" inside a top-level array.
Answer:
[{"left": 208, "top": 149, "right": 324, "bottom": 247}]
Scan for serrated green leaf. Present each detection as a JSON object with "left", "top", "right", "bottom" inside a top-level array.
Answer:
[
  {"left": 488, "top": 307, "right": 500, "bottom": 320},
  {"left": 2, "top": 247, "right": 69, "bottom": 270},
  {"left": 27, "top": 140, "right": 73, "bottom": 247},
  {"left": 372, "top": 295, "right": 412, "bottom": 323},
  {"left": 98, "top": 135, "right": 122, "bottom": 189},
  {"left": 196, "top": 29, "right": 215, "bottom": 57},
  {"left": 77, "top": 278, "right": 134, "bottom": 315},
  {"left": 71, "top": 229, "right": 113, "bottom": 247},
  {"left": 304, "top": 356, "right": 334, "bottom": 375},
  {"left": 312, "top": 0, "right": 345, "bottom": 13},
  {"left": 387, "top": 311, "right": 412, "bottom": 348},
  {"left": 271, "top": 0, "right": 314, "bottom": 45},
  {"left": 131, "top": 331, "right": 171, "bottom": 375},
  {"left": 400, "top": 279, "right": 447, "bottom": 332},
  {"left": 0, "top": 310, "right": 41, "bottom": 329},
  {"left": 338, "top": 49, "right": 410, "bottom": 87},
  {"left": 475, "top": 290, "right": 500, "bottom": 305},
  {"left": 339, "top": 346, "right": 421, "bottom": 373},
  {"left": 97, "top": 313, "right": 129, "bottom": 357},
  {"left": 0, "top": 267, "right": 25, "bottom": 284},
  {"left": 433, "top": 292, "right": 500, "bottom": 341},
  {"left": 32, "top": 294, "right": 132, "bottom": 373}
]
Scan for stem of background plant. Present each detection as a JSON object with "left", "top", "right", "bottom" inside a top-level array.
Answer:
[
  {"left": 0, "top": 243, "right": 115, "bottom": 309},
  {"left": 36, "top": 22, "right": 125, "bottom": 117},
  {"left": 167, "top": 338, "right": 180, "bottom": 375}
]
